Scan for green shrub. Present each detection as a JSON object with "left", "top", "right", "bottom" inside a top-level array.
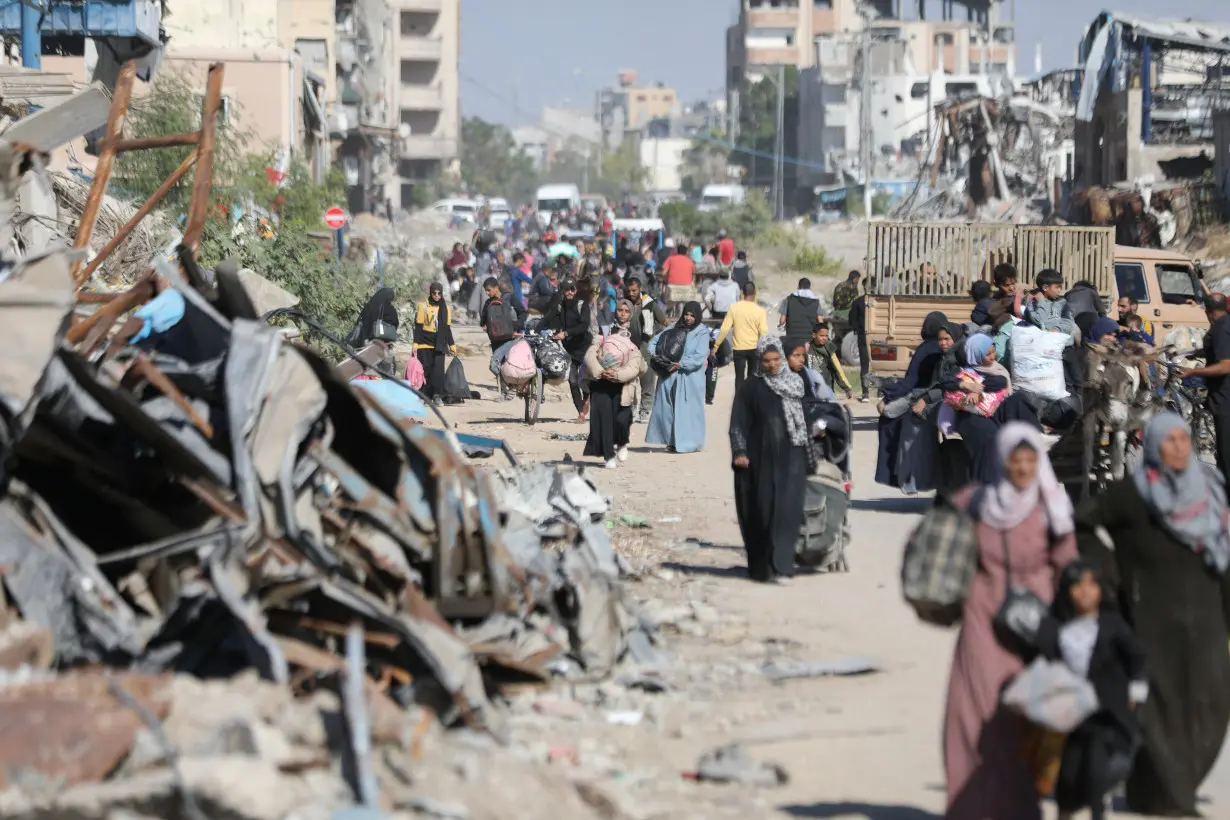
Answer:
[{"left": 791, "top": 243, "right": 841, "bottom": 277}]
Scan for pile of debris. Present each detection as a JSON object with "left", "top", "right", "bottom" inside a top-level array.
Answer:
[
  {"left": 895, "top": 92, "right": 1070, "bottom": 223},
  {"left": 0, "top": 61, "right": 659, "bottom": 819}
]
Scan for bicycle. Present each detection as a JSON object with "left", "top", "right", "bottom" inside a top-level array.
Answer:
[{"left": 1158, "top": 351, "right": 1217, "bottom": 464}]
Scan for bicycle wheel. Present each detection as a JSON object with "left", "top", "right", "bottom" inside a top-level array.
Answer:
[{"left": 524, "top": 369, "right": 543, "bottom": 425}]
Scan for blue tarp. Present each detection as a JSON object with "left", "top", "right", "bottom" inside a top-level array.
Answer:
[{"left": 350, "top": 379, "right": 427, "bottom": 418}]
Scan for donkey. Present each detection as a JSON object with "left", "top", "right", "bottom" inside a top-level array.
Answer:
[{"left": 1080, "top": 340, "right": 1159, "bottom": 499}]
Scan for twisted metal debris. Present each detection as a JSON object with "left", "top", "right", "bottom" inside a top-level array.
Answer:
[{"left": 0, "top": 60, "right": 658, "bottom": 813}]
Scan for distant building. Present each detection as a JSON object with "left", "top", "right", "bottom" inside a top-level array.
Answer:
[
  {"left": 598, "top": 71, "right": 681, "bottom": 150},
  {"left": 795, "top": 5, "right": 1017, "bottom": 190},
  {"left": 392, "top": 0, "right": 461, "bottom": 207}
]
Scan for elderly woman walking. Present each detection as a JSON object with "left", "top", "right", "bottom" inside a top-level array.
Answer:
[
  {"left": 584, "top": 301, "right": 646, "bottom": 469},
  {"left": 944, "top": 422, "right": 1078, "bottom": 820},
  {"left": 646, "top": 301, "right": 710, "bottom": 454},
  {"left": 1074, "top": 413, "right": 1230, "bottom": 817},
  {"left": 730, "top": 336, "right": 818, "bottom": 583}
]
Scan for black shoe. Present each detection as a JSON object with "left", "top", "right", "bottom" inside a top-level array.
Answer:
[{"left": 705, "top": 399, "right": 715, "bottom": 405}]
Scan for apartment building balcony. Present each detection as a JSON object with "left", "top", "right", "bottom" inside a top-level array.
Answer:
[
  {"left": 747, "top": 8, "right": 800, "bottom": 29},
  {"left": 398, "top": 0, "right": 442, "bottom": 10},
  {"left": 401, "top": 134, "right": 456, "bottom": 159},
  {"left": 399, "top": 36, "right": 442, "bottom": 61},
  {"left": 400, "top": 84, "right": 443, "bottom": 109}
]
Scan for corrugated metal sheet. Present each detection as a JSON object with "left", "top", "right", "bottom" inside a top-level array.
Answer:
[{"left": 1110, "top": 13, "right": 1230, "bottom": 53}]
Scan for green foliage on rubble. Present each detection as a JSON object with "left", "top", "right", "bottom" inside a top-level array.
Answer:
[
  {"left": 115, "top": 68, "right": 430, "bottom": 343},
  {"left": 197, "top": 218, "right": 432, "bottom": 341}
]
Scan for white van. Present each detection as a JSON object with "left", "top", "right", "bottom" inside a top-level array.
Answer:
[
  {"left": 536, "top": 184, "right": 581, "bottom": 226},
  {"left": 698, "top": 184, "right": 746, "bottom": 212},
  {"left": 431, "top": 198, "right": 478, "bottom": 222}
]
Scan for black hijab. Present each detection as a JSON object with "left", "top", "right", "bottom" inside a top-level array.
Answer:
[
  {"left": 921, "top": 311, "right": 948, "bottom": 341},
  {"left": 425, "top": 283, "right": 450, "bottom": 352},
  {"left": 678, "top": 301, "right": 703, "bottom": 330}
]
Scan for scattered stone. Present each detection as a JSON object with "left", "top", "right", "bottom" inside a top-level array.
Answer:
[
  {"left": 685, "top": 744, "right": 789, "bottom": 788},
  {"left": 761, "top": 657, "right": 882, "bottom": 682}
]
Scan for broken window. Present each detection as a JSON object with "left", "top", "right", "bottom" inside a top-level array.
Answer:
[
  {"left": 1157, "top": 263, "right": 1203, "bottom": 306},
  {"left": 1114, "top": 262, "right": 1150, "bottom": 304},
  {"left": 910, "top": 82, "right": 928, "bottom": 100}
]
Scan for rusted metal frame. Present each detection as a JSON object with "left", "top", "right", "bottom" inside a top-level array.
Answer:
[
  {"left": 75, "top": 150, "right": 199, "bottom": 288},
  {"left": 66, "top": 275, "right": 156, "bottom": 348},
  {"left": 112, "top": 133, "right": 200, "bottom": 153},
  {"left": 70, "top": 62, "right": 137, "bottom": 285},
  {"left": 125, "top": 354, "right": 214, "bottom": 439},
  {"left": 266, "top": 612, "right": 401, "bottom": 649},
  {"left": 77, "top": 291, "right": 121, "bottom": 304},
  {"left": 183, "top": 64, "right": 225, "bottom": 256}
]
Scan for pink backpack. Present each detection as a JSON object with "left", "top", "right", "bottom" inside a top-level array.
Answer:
[
  {"left": 597, "top": 333, "right": 638, "bottom": 371},
  {"left": 500, "top": 339, "right": 537, "bottom": 385},
  {"left": 403, "top": 355, "right": 426, "bottom": 389}
]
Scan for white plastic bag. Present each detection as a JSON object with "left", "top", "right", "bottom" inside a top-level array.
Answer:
[
  {"left": 1010, "top": 324, "right": 1069, "bottom": 401},
  {"left": 1003, "top": 658, "right": 1099, "bottom": 733}
]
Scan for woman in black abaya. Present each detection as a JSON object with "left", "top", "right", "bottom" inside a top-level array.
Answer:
[
  {"left": 348, "top": 286, "right": 400, "bottom": 375},
  {"left": 875, "top": 311, "right": 948, "bottom": 487},
  {"left": 730, "top": 336, "right": 817, "bottom": 583},
  {"left": 1075, "top": 413, "right": 1230, "bottom": 817}
]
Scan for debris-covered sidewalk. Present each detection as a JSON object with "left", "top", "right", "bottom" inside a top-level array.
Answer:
[{"left": 0, "top": 60, "right": 663, "bottom": 820}]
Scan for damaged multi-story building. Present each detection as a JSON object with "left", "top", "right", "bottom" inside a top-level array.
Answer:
[
  {"left": 1074, "top": 12, "right": 1230, "bottom": 192},
  {"left": 792, "top": 0, "right": 1016, "bottom": 196}
]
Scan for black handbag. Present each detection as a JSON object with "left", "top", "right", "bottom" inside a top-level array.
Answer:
[{"left": 992, "top": 533, "right": 1050, "bottom": 657}]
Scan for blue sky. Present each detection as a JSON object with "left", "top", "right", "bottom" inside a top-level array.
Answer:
[{"left": 459, "top": 0, "right": 1227, "bottom": 125}]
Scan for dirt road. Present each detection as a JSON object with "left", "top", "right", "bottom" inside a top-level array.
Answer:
[{"left": 426, "top": 320, "right": 1230, "bottom": 820}]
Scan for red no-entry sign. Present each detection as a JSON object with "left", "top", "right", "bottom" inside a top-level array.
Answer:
[{"left": 324, "top": 206, "right": 347, "bottom": 229}]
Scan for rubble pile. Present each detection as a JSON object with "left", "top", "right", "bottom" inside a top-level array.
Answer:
[
  {"left": 0, "top": 62, "right": 660, "bottom": 820},
  {"left": 895, "top": 92, "right": 1071, "bottom": 224}
]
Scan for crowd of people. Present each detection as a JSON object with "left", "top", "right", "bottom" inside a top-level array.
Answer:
[
  {"left": 866, "top": 261, "right": 1230, "bottom": 819},
  {"left": 354, "top": 227, "right": 1230, "bottom": 817}
]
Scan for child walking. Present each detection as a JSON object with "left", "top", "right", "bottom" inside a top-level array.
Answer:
[{"left": 1038, "top": 559, "right": 1148, "bottom": 820}]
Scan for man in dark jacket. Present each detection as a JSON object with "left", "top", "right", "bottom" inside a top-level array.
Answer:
[
  {"left": 849, "top": 277, "right": 872, "bottom": 402},
  {"left": 778, "top": 277, "right": 823, "bottom": 344},
  {"left": 731, "top": 251, "right": 753, "bottom": 290},
  {"left": 479, "top": 277, "right": 526, "bottom": 351}
]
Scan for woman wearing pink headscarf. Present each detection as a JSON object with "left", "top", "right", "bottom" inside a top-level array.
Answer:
[{"left": 943, "top": 422, "right": 1078, "bottom": 820}]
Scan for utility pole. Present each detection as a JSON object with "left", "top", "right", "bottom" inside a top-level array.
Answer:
[
  {"left": 595, "top": 91, "right": 604, "bottom": 180},
  {"left": 774, "top": 64, "right": 785, "bottom": 220},
  {"left": 859, "top": 3, "right": 876, "bottom": 221}
]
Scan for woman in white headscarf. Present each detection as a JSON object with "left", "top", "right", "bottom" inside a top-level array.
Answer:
[
  {"left": 730, "top": 336, "right": 818, "bottom": 583},
  {"left": 943, "top": 422, "right": 1078, "bottom": 820},
  {"left": 1074, "top": 412, "right": 1230, "bottom": 817}
]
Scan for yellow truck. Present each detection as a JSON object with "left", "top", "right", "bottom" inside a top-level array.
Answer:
[{"left": 862, "top": 222, "right": 1208, "bottom": 373}]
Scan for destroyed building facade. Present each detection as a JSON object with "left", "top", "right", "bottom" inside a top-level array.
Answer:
[{"left": 1074, "top": 12, "right": 1230, "bottom": 190}]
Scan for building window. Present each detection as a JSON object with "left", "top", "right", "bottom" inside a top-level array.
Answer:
[
  {"left": 815, "top": 0, "right": 833, "bottom": 8},
  {"left": 195, "top": 94, "right": 232, "bottom": 127},
  {"left": 910, "top": 81, "right": 929, "bottom": 99},
  {"left": 637, "top": 94, "right": 648, "bottom": 102},
  {"left": 935, "top": 32, "right": 955, "bottom": 46}
]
